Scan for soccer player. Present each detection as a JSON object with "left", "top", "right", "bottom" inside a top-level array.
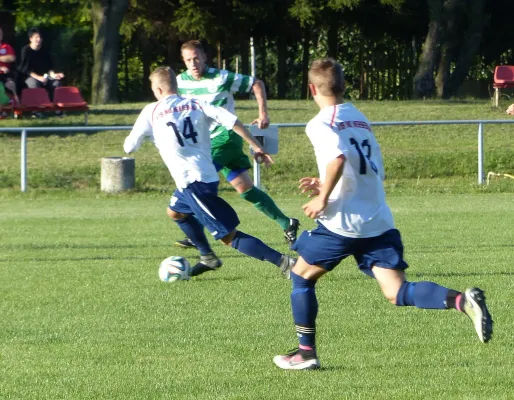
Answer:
[
  {"left": 174, "top": 40, "right": 299, "bottom": 250},
  {"left": 273, "top": 58, "right": 493, "bottom": 370},
  {"left": 124, "top": 67, "right": 295, "bottom": 278}
]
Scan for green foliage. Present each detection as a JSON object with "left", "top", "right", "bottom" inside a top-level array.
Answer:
[
  {"left": 13, "top": 0, "right": 89, "bottom": 31},
  {"left": 7, "top": 0, "right": 514, "bottom": 102}
]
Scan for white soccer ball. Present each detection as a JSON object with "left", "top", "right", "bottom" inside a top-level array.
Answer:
[{"left": 158, "top": 256, "right": 191, "bottom": 282}]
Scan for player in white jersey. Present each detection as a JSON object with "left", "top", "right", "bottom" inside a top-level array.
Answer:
[
  {"left": 273, "top": 58, "right": 493, "bottom": 370},
  {"left": 173, "top": 40, "right": 299, "bottom": 251},
  {"left": 124, "top": 67, "right": 296, "bottom": 278}
]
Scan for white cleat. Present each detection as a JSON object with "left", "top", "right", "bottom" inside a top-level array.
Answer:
[
  {"left": 463, "top": 288, "right": 493, "bottom": 343},
  {"left": 273, "top": 348, "right": 320, "bottom": 370}
]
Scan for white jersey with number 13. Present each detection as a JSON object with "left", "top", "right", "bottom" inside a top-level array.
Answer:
[{"left": 306, "top": 102, "right": 396, "bottom": 238}]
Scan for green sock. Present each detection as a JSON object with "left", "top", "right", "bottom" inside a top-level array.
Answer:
[{"left": 240, "top": 186, "right": 290, "bottom": 230}]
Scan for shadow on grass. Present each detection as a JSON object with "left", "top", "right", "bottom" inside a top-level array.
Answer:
[
  {"left": 409, "top": 271, "right": 514, "bottom": 278},
  {"left": 90, "top": 108, "right": 140, "bottom": 116},
  {"left": 189, "top": 276, "right": 244, "bottom": 283},
  {"left": 0, "top": 253, "right": 247, "bottom": 263}
]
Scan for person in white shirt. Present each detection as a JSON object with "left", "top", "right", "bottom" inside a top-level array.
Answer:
[
  {"left": 124, "top": 67, "right": 295, "bottom": 278},
  {"left": 273, "top": 58, "right": 493, "bottom": 371}
]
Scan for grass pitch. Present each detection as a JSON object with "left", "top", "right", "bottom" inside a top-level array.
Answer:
[{"left": 1, "top": 192, "right": 513, "bottom": 399}]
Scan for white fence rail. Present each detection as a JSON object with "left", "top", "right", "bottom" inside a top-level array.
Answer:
[{"left": 2, "top": 120, "right": 514, "bottom": 192}]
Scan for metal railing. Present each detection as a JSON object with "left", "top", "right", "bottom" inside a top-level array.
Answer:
[{"left": 2, "top": 120, "right": 514, "bottom": 192}]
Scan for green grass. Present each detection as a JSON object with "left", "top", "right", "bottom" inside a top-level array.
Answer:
[
  {"left": 0, "top": 192, "right": 513, "bottom": 399},
  {"left": 2, "top": 99, "right": 514, "bottom": 192}
]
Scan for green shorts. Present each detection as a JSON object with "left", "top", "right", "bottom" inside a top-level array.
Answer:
[{"left": 211, "top": 130, "right": 252, "bottom": 182}]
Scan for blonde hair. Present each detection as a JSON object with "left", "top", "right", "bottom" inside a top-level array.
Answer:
[
  {"left": 149, "top": 66, "right": 178, "bottom": 92},
  {"left": 180, "top": 40, "right": 205, "bottom": 54},
  {"left": 308, "top": 58, "right": 345, "bottom": 97}
]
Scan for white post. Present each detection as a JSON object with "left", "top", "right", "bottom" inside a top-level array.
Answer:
[
  {"left": 21, "top": 129, "right": 27, "bottom": 192},
  {"left": 235, "top": 57, "right": 239, "bottom": 74},
  {"left": 478, "top": 123, "right": 484, "bottom": 185},
  {"left": 253, "top": 160, "right": 261, "bottom": 189},
  {"left": 250, "top": 37, "right": 256, "bottom": 77},
  {"left": 250, "top": 37, "right": 258, "bottom": 186}
]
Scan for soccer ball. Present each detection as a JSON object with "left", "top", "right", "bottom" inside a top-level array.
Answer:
[{"left": 158, "top": 256, "right": 191, "bottom": 282}]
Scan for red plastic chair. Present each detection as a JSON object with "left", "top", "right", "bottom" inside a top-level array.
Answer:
[
  {"left": 15, "top": 88, "right": 56, "bottom": 117},
  {"left": 493, "top": 66, "right": 514, "bottom": 107},
  {"left": 53, "top": 86, "right": 89, "bottom": 124}
]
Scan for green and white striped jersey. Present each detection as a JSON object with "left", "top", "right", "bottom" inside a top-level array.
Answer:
[{"left": 177, "top": 67, "right": 255, "bottom": 142}]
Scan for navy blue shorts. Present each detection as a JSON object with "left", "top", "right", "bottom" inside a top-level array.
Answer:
[
  {"left": 169, "top": 181, "right": 240, "bottom": 240},
  {"left": 292, "top": 222, "right": 408, "bottom": 273}
]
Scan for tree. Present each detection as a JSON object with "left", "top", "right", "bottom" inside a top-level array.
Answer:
[
  {"left": 91, "top": 0, "right": 129, "bottom": 104},
  {"left": 414, "top": 0, "right": 488, "bottom": 99}
]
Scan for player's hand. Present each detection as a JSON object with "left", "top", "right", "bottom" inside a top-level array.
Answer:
[
  {"left": 0, "top": 66, "right": 8, "bottom": 73},
  {"left": 507, "top": 104, "right": 514, "bottom": 115},
  {"left": 251, "top": 114, "right": 270, "bottom": 129},
  {"left": 302, "top": 197, "right": 327, "bottom": 219},
  {"left": 299, "top": 177, "right": 321, "bottom": 197},
  {"left": 253, "top": 150, "right": 274, "bottom": 167}
]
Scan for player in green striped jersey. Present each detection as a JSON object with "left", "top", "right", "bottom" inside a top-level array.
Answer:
[{"left": 175, "top": 40, "right": 299, "bottom": 250}]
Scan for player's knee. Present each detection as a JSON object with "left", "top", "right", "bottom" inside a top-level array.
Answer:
[
  {"left": 385, "top": 292, "right": 398, "bottom": 305},
  {"left": 219, "top": 230, "right": 237, "bottom": 246},
  {"left": 166, "top": 207, "right": 185, "bottom": 221},
  {"left": 380, "top": 286, "right": 400, "bottom": 305}
]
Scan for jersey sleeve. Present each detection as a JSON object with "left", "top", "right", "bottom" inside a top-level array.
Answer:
[
  {"left": 223, "top": 70, "right": 255, "bottom": 94},
  {"left": 307, "top": 120, "right": 344, "bottom": 161},
  {"left": 124, "top": 103, "right": 156, "bottom": 153},
  {"left": 194, "top": 99, "right": 237, "bottom": 131}
]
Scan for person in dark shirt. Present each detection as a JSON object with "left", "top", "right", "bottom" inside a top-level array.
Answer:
[{"left": 18, "top": 27, "right": 64, "bottom": 101}]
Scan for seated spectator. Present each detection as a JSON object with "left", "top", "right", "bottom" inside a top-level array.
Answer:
[
  {"left": 507, "top": 104, "right": 514, "bottom": 115},
  {"left": 0, "top": 81, "right": 11, "bottom": 119},
  {"left": 18, "top": 27, "right": 64, "bottom": 103},
  {"left": 0, "top": 26, "right": 19, "bottom": 111}
]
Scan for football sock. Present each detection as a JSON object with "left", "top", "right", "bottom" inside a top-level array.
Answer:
[
  {"left": 175, "top": 215, "right": 212, "bottom": 256},
  {"left": 445, "top": 290, "right": 465, "bottom": 311},
  {"left": 240, "top": 186, "right": 290, "bottom": 230},
  {"left": 291, "top": 272, "right": 317, "bottom": 348},
  {"left": 230, "top": 230, "right": 282, "bottom": 265},
  {"left": 396, "top": 281, "right": 450, "bottom": 309}
]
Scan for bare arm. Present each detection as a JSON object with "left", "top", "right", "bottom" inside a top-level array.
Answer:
[
  {"left": 302, "top": 155, "right": 345, "bottom": 219},
  {"left": 250, "top": 79, "right": 270, "bottom": 129},
  {"left": 0, "top": 55, "right": 15, "bottom": 63},
  {"left": 231, "top": 119, "right": 273, "bottom": 166}
]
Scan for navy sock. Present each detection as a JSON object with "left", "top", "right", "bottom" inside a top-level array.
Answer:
[
  {"left": 291, "top": 272, "right": 318, "bottom": 348},
  {"left": 175, "top": 215, "right": 212, "bottom": 255},
  {"left": 396, "top": 281, "right": 450, "bottom": 309},
  {"left": 230, "top": 231, "right": 282, "bottom": 266}
]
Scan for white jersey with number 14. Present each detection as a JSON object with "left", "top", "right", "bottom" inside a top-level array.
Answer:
[
  {"left": 306, "top": 102, "right": 396, "bottom": 238},
  {"left": 124, "top": 95, "right": 237, "bottom": 189}
]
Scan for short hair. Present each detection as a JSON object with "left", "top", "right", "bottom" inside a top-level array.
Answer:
[
  {"left": 180, "top": 40, "right": 205, "bottom": 54},
  {"left": 308, "top": 58, "right": 345, "bottom": 97},
  {"left": 149, "top": 66, "right": 178, "bottom": 92},
  {"left": 28, "top": 27, "right": 40, "bottom": 39}
]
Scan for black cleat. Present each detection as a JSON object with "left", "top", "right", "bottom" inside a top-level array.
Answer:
[
  {"left": 190, "top": 253, "right": 223, "bottom": 277},
  {"left": 283, "top": 218, "right": 300, "bottom": 247},
  {"left": 278, "top": 255, "right": 297, "bottom": 279},
  {"left": 174, "top": 237, "right": 198, "bottom": 250}
]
